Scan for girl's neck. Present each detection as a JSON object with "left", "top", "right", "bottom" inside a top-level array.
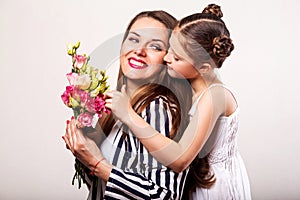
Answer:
[{"left": 190, "top": 72, "right": 222, "bottom": 102}]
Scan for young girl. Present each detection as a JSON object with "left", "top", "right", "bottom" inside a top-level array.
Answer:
[
  {"left": 63, "top": 10, "right": 196, "bottom": 199},
  {"left": 108, "top": 4, "right": 251, "bottom": 199}
]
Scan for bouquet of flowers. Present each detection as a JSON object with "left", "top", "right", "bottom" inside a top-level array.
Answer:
[{"left": 61, "top": 41, "right": 110, "bottom": 188}]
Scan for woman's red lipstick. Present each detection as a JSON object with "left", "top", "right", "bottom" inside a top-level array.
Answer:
[{"left": 128, "top": 57, "right": 148, "bottom": 69}]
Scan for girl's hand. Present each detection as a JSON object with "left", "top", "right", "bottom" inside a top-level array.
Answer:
[
  {"left": 63, "top": 117, "right": 103, "bottom": 170},
  {"left": 104, "top": 85, "right": 135, "bottom": 124}
]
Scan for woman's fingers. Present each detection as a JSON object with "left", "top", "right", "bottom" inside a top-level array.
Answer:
[
  {"left": 65, "top": 120, "right": 74, "bottom": 148},
  {"left": 62, "top": 136, "right": 71, "bottom": 150},
  {"left": 70, "top": 116, "right": 78, "bottom": 144},
  {"left": 63, "top": 116, "right": 80, "bottom": 154}
]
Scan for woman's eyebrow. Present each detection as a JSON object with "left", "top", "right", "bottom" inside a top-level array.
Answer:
[
  {"left": 152, "top": 39, "right": 167, "bottom": 47},
  {"left": 129, "top": 31, "right": 140, "bottom": 37},
  {"left": 129, "top": 31, "right": 167, "bottom": 47}
]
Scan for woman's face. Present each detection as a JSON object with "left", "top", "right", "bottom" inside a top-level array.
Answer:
[
  {"left": 120, "top": 17, "right": 169, "bottom": 82},
  {"left": 164, "top": 33, "right": 199, "bottom": 79}
]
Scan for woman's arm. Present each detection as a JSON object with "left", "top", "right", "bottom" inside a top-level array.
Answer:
[
  {"left": 107, "top": 87, "right": 226, "bottom": 172},
  {"left": 103, "top": 167, "right": 179, "bottom": 199},
  {"left": 63, "top": 98, "right": 186, "bottom": 199}
]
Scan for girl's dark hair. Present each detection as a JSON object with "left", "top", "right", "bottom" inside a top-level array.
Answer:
[
  {"left": 177, "top": 4, "right": 234, "bottom": 69},
  {"left": 180, "top": 4, "right": 235, "bottom": 197},
  {"left": 99, "top": 10, "right": 192, "bottom": 146}
]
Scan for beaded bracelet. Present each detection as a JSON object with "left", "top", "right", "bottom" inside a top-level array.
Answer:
[{"left": 90, "top": 158, "right": 105, "bottom": 175}]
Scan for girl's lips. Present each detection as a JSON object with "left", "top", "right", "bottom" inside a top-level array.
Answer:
[
  {"left": 128, "top": 57, "right": 148, "bottom": 69},
  {"left": 167, "top": 65, "right": 174, "bottom": 70}
]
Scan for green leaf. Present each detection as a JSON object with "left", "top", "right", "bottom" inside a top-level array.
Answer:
[
  {"left": 74, "top": 41, "right": 80, "bottom": 49},
  {"left": 70, "top": 97, "right": 79, "bottom": 108}
]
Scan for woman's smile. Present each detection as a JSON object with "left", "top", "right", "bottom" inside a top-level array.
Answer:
[{"left": 128, "top": 57, "right": 148, "bottom": 69}]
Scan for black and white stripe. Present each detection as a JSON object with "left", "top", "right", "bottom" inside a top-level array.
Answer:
[{"left": 88, "top": 97, "right": 188, "bottom": 199}]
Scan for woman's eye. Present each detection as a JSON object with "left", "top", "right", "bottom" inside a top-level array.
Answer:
[
  {"left": 128, "top": 37, "right": 139, "bottom": 43},
  {"left": 149, "top": 44, "right": 163, "bottom": 51}
]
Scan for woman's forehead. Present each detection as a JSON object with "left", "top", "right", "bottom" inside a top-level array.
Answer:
[
  {"left": 129, "top": 18, "right": 169, "bottom": 40},
  {"left": 131, "top": 17, "right": 167, "bottom": 30}
]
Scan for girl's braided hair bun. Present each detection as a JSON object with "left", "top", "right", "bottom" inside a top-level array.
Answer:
[
  {"left": 202, "top": 4, "right": 223, "bottom": 18},
  {"left": 212, "top": 35, "right": 234, "bottom": 58},
  {"left": 202, "top": 4, "right": 234, "bottom": 59}
]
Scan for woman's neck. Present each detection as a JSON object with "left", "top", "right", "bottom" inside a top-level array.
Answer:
[
  {"left": 125, "top": 75, "right": 161, "bottom": 98},
  {"left": 125, "top": 79, "right": 138, "bottom": 98},
  {"left": 125, "top": 78, "right": 149, "bottom": 98}
]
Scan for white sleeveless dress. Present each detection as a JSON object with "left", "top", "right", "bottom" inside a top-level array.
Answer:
[{"left": 189, "top": 84, "right": 251, "bottom": 200}]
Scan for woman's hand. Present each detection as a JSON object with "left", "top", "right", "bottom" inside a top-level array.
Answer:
[
  {"left": 63, "top": 117, "right": 103, "bottom": 170},
  {"left": 104, "top": 85, "right": 135, "bottom": 124},
  {"left": 62, "top": 117, "right": 113, "bottom": 181}
]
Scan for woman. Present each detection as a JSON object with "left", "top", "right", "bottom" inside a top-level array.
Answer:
[
  {"left": 63, "top": 10, "right": 194, "bottom": 199},
  {"left": 108, "top": 4, "right": 251, "bottom": 199}
]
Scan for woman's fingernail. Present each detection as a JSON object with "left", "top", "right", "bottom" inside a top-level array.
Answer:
[
  {"left": 62, "top": 136, "right": 65, "bottom": 140},
  {"left": 66, "top": 120, "right": 70, "bottom": 124},
  {"left": 71, "top": 116, "right": 75, "bottom": 120}
]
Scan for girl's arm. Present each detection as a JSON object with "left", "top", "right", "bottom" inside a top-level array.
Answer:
[{"left": 108, "top": 86, "right": 226, "bottom": 173}]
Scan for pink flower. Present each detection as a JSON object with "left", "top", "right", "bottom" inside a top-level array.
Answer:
[
  {"left": 77, "top": 112, "right": 93, "bottom": 128},
  {"left": 85, "top": 96, "right": 96, "bottom": 113},
  {"left": 66, "top": 72, "right": 78, "bottom": 85},
  {"left": 73, "top": 87, "right": 88, "bottom": 105},
  {"left": 61, "top": 85, "right": 75, "bottom": 107},
  {"left": 74, "top": 54, "right": 87, "bottom": 69},
  {"left": 95, "top": 95, "right": 110, "bottom": 117}
]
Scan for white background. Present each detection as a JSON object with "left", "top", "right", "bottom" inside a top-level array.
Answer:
[{"left": 1, "top": 0, "right": 300, "bottom": 199}]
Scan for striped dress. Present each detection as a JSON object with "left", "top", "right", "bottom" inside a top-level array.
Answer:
[{"left": 87, "top": 97, "right": 188, "bottom": 200}]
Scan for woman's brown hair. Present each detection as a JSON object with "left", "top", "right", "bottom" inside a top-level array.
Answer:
[{"left": 99, "top": 10, "right": 192, "bottom": 145}]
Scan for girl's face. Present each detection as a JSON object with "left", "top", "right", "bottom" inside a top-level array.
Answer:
[
  {"left": 120, "top": 17, "right": 169, "bottom": 82},
  {"left": 164, "top": 33, "right": 199, "bottom": 79}
]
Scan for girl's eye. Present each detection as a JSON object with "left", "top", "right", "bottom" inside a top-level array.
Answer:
[
  {"left": 173, "top": 55, "right": 179, "bottom": 61},
  {"left": 168, "top": 49, "right": 180, "bottom": 61}
]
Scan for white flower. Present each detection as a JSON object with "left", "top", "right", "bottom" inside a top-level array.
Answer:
[{"left": 76, "top": 74, "right": 91, "bottom": 90}]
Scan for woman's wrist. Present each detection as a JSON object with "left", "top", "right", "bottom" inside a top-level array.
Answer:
[
  {"left": 92, "top": 159, "right": 113, "bottom": 181},
  {"left": 90, "top": 158, "right": 105, "bottom": 176}
]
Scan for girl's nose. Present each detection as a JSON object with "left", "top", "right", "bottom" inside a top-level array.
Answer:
[{"left": 164, "top": 51, "right": 171, "bottom": 63}]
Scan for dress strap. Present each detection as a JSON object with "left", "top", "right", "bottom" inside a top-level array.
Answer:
[
  {"left": 194, "top": 83, "right": 225, "bottom": 104},
  {"left": 189, "top": 83, "right": 238, "bottom": 117}
]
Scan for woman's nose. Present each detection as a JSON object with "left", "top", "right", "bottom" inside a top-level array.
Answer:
[{"left": 134, "top": 47, "right": 146, "bottom": 57}]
